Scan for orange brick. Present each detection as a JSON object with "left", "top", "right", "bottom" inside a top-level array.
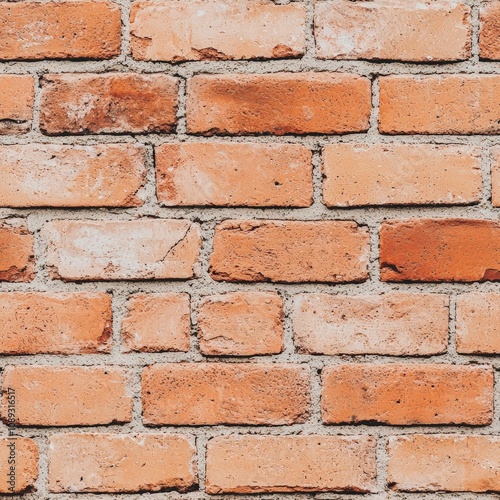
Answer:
[
  {"left": 198, "top": 292, "right": 284, "bottom": 356},
  {"left": 292, "top": 293, "right": 449, "bottom": 356},
  {"left": 0, "top": 292, "right": 112, "bottom": 355},
  {"left": 456, "top": 293, "right": 500, "bottom": 354},
  {"left": 43, "top": 219, "right": 201, "bottom": 281},
  {"left": 156, "top": 142, "right": 313, "bottom": 207},
  {"left": 321, "top": 364, "right": 493, "bottom": 425},
  {"left": 380, "top": 219, "right": 500, "bottom": 282},
  {"left": 388, "top": 435, "right": 500, "bottom": 492},
  {"left": 490, "top": 146, "right": 500, "bottom": 206},
  {"left": 480, "top": 1, "right": 500, "bottom": 60},
  {"left": 130, "top": 0, "right": 305, "bottom": 61},
  {"left": 0, "top": 222, "right": 34, "bottom": 282},
  {"left": 379, "top": 75, "right": 500, "bottom": 134},
  {"left": 0, "top": 438, "right": 38, "bottom": 494},
  {"left": 48, "top": 434, "right": 196, "bottom": 493},
  {"left": 0, "top": 144, "right": 146, "bottom": 208},
  {"left": 315, "top": 0, "right": 471, "bottom": 61},
  {"left": 122, "top": 293, "right": 190, "bottom": 353},
  {"left": 210, "top": 220, "right": 369, "bottom": 283},
  {"left": 322, "top": 144, "right": 481, "bottom": 206},
  {"left": 0, "top": 75, "right": 33, "bottom": 135},
  {"left": 40, "top": 73, "right": 178, "bottom": 135},
  {"left": 0, "top": 1, "right": 121, "bottom": 60},
  {"left": 142, "top": 363, "right": 310, "bottom": 425},
  {"left": 206, "top": 435, "right": 376, "bottom": 494},
  {"left": 187, "top": 73, "right": 371, "bottom": 135},
  {"left": 1, "top": 366, "right": 132, "bottom": 426}
]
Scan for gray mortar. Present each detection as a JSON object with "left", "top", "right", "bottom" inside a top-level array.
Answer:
[{"left": 0, "top": 0, "right": 499, "bottom": 498}]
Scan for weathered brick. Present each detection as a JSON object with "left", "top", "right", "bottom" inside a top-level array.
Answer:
[
  {"left": 48, "top": 434, "right": 196, "bottom": 493},
  {"left": 322, "top": 144, "right": 481, "bottom": 206},
  {"left": 142, "top": 363, "right": 310, "bottom": 425},
  {"left": 0, "top": 144, "right": 146, "bottom": 207},
  {"left": 206, "top": 435, "right": 376, "bottom": 494},
  {"left": 0, "top": 75, "right": 33, "bottom": 135},
  {"left": 388, "top": 435, "right": 500, "bottom": 492},
  {"left": 130, "top": 0, "right": 305, "bottom": 61},
  {"left": 43, "top": 219, "right": 201, "bottom": 281},
  {"left": 321, "top": 364, "right": 493, "bottom": 425},
  {"left": 1, "top": 366, "right": 132, "bottom": 426},
  {"left": 40, "top": 73, "right": 178, "bottom": 135},
  {"left": 187, "top": 73, "right": 371, "bottom": 135},
  {"left": 292, "top": 293, "right": 449, "bottom": 355},
  {"left": 379, "top": 75, "right": 500, "bottom": 134},
  {"left": 480, "top": 1, "right": 500, "bottom": 60},
  {"left": 0, "top": 438, "right": 38, "bottom": 494},
  {"left": 380, "top": 219, "right": 500, "bottom": 282},
  {"left": 122, "top": 293, "right": 190, "bottom": 353},
  {"left": 198, "top": 292, "right": 284, "bottom": 356},
  {"left": 490, "top": 146, "right": 500, "bottom": 207},
  {"left": 156, "top": 142, "right": 313, "bottom": 207},
  {"left": 0, "top": 222, "right": 34, "bottom": 282},
  {"left": 0, "top": 1, "right": 121, "bottom": 60},
  {"left": 0, "top": 292, "right": 112, "bottom": 355}
]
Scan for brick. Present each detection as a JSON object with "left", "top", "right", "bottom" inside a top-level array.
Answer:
[
  {"left": 156, "top": 142, "right": 313, "bottom": 207},
  {"left": 0, "top": 1, "right": 121, "bottom": 60},
  {"left": 0, "top": 75, "right": 33, "bottom": 135},
  {"left": 480, "top": 1, "right": 500, "bottom": 60},
  {"left": 456, "top": 293, "right": 500, "bottom": 354},
  {"left": 130, "top": 0, "right": 305, "bottom": 61},
  {"left": 198, "top": 292, "right": 284, "bottom": 356},
  {"left": 0, "top": 292, "right": 112, "bottom": 355},
  {"left": 490, "top": 146, "right": 500, "bottom": 206},
  {"left": 122, "top": 293, "right": 190, "bottom": 353},
  {"left": 0, "top": 222, "right": 34, "bottom": 282},
  {"left": 206, "top": 435, "right": 376, "bottom": 494},
  {"left": 210, "top": 220, "right": 369, "bottom": 283},
  {"left": 48, "top": 434, "right": 196, "bottom": 493},
  {"left": 1, "top": 366, "right": 132, "bottom": 426},
  {"left": 43, "top": 219, "right": 201, "bottom": 281},
  {"left": 292, "top": 293, "right": 449, "bottom": 356},
  {"left": 0, "top": 438, "right": 38, "bottom": 494},
  {"left": 388, "top": 435, "right": 500, "bottom": 492},
  {"left": 322, "top": 143, "right": 481, "bottom": 207},
  {"left": 0, "top": 144, "right": 146, "bottom": 208},
  {"left": 380, "top": 219, "right": 500, "bottom": 282},
  {"left": 187, "top": 73, "right": 371, "bottom": 135},
  {"left": 379, "top": 75, "right": 500, "bottom": 134},
  {"left": 321, "top": 364, "right": 493, "bottom": 425},
  {"left": 315, "top": 0, "right": 470, "bottom": 61},
  {"left": 40, "top": 73, "right": 178, "bottom": 135},
  {"left": 142, "top": 363, "right": 310, "bottom": 425}
]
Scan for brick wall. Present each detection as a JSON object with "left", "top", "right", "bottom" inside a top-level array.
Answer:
[{"left": 0, "top": 0, "right": 499, "bottom": 497}]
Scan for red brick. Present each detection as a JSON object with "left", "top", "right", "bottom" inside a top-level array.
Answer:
[
  {"left": 43, "top": 219, "right": 201, "bottom": 281},
  {"left": 0, "top": 1, "right": 121, "bottom": 60},
  {"left": 40, "top": 73, "right": 178, "bottom": 135},
  {"left": 490, "top": 146, "right": 500, "bottom": 206},
  {"left": 1, "top": 366, "right": 132, "bottom": 426},
  {"left": 198, "top": 292, "right": 284, "bottom": 356},
  {"left": 0, "top": 75, "right": 33, "bottom": 135},
  {"left": 322, "top": 143, "right": 481, "bottom": 206},
  {"left": 321, "top": 364, "right": 493, "bottom": 425},
  {"left": 292, "top": 293, "right": 449, "bottom": 355},
  {"left": 206, "top": 435, "right": 376, "bottom": 494},
  {"left": 187, "top": 73, "right": 371, "bottom": 135},
  {"left": 0, "top": 144, "right": 146, "bottom": 207},
  {"left": 48, "top": 434, "right": 196, "bottom": 493},
  {"left": 380, "top": 219, "right": 500, "bottom": 282},
  {"left": 142, "top": 363, "right": 310, "bottom": 425},
  {"left": 0, "top": 292, "right": 112, "bottom": 355},
  {"left": 122, "top": 293, "right": 190, "bottom": 353},
  {"left": 480, "top": 1, "right": 500, "bottom": 60},
  {"left": 388, "top": 435, "right": 500, "bottom": 492},
  {"left": 379, "top": 75, "right": 500, "bottom": 134},
  {"left": 130, "top": 0, "right": 305, "bottom": 61},
  {"left": 0, "top": 438, "right": 38, "bottom": 494},
  {"left": 0, "top": 221, "right": 34, "bottom": 282},
  {"left": 156, "top": 142, "right": 313, "bottom": 207},
  {"left": 210, "top": 220, "right": 369, "bottom": 283}
]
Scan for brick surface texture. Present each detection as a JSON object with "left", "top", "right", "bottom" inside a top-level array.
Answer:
[{"left": 0, "top": 0, "right": 499, "bottom": 498}]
